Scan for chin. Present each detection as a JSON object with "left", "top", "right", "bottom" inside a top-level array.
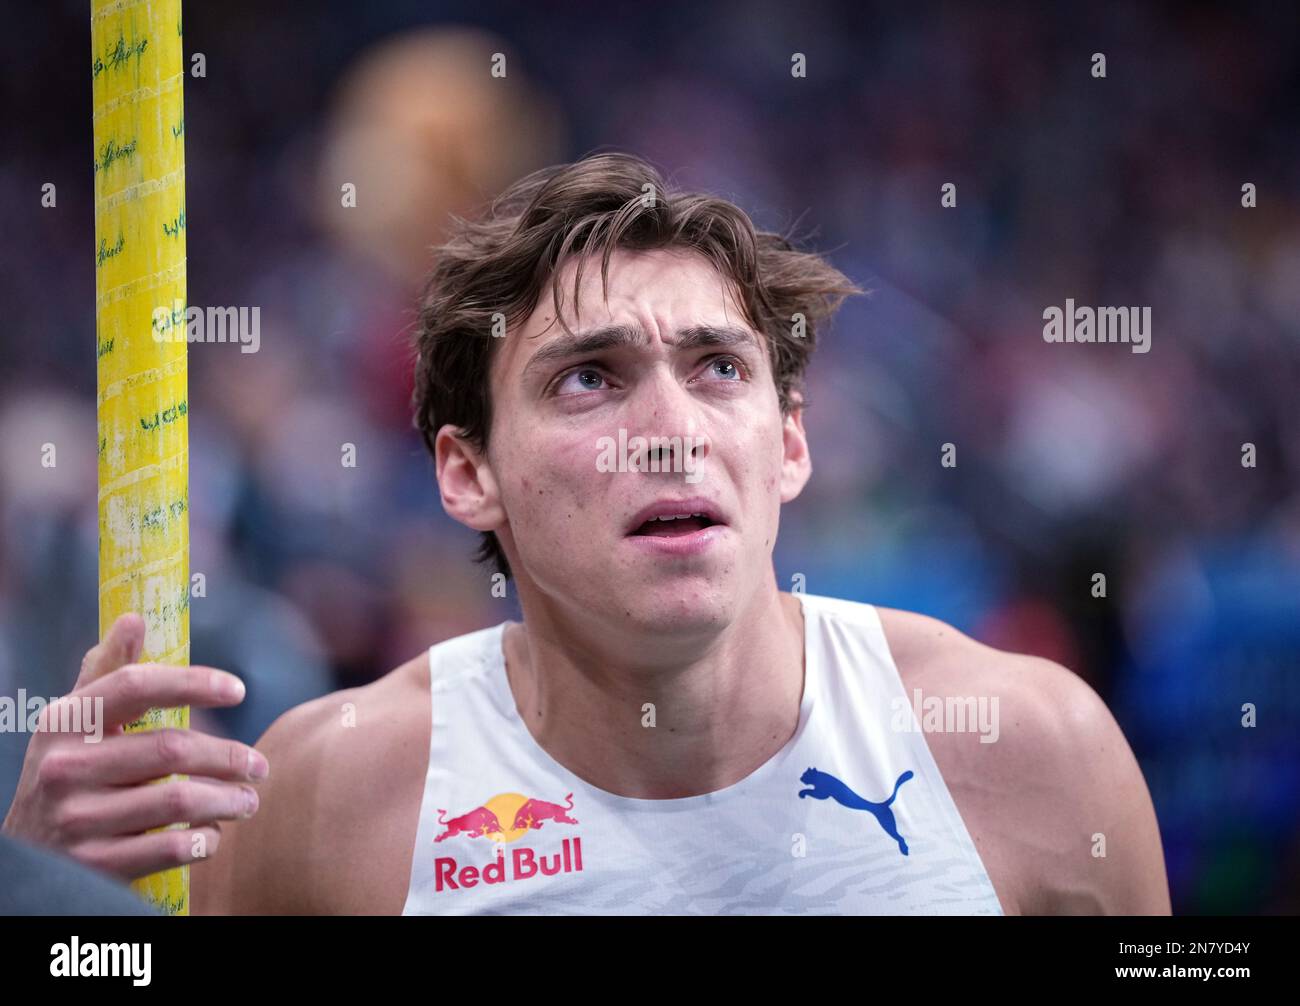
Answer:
[{"left": 611, "top": 581, "right": 734, "bottom": 632}]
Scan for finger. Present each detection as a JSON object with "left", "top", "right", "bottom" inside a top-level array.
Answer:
[
  {"left": 94, "top": 664, "right": 246, "bottom": 728},
  {"left": 39, "top": 729, "right": 269, "bottom": 789},
  {"left": 58, "top": 778, "right": 257, "bottom": 842},
  {"left": 75, "top": 614, "right": 146, "bottom": 690},
  {"left": 71, "top": 825, "right": 223, "bottom": 881}
]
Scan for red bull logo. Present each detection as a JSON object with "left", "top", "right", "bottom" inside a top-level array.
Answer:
[
  {"left": 434, "top": 791, "right": 578, "bottom": 843},
  {"left": 432, "top": 791, "right": 583, "bottom": 893}
]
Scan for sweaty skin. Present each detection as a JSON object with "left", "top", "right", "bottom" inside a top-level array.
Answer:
[{"left": 194, "top": 250, "right": 1170, "bottom": 915}]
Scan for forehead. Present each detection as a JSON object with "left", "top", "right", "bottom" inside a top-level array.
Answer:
[{"left": 494, "top": 247, "right": 754, "bottom": 377}]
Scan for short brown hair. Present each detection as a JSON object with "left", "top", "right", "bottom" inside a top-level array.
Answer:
[{"left": 412, "top": 151, "right": 861, "bottom": 580}]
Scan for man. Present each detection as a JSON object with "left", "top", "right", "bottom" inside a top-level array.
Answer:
[{"left": 2, "top": 153, "right": 1170, "bottom": 914}]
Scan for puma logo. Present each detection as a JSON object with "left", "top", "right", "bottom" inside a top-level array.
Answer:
[{"left": 798, "top": 767, "right": 915, "bottom": 856}]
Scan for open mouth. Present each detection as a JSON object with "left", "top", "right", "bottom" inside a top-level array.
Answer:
[{"left": 628, "top": 513, "right": 718, "bottom": 537}]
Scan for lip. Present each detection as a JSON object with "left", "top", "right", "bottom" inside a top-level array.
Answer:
[
  {"left": 624, "top": 496, "right": 727, "bottom": 536},
  {"left": 623, "top": 523, "right": 727, "bottom": 557}
]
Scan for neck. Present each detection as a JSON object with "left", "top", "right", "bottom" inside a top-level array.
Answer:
[{"left": 502, "top": 577, "right": 806, "bottom": 799}]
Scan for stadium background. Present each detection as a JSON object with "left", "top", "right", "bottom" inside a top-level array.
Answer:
[{"left": 2, "top": 0, "right": 1297, "bottom": 914}]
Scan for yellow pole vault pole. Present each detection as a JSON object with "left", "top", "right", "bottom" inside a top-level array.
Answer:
[{"left": 91, "top": 0, "right": 190, "bottom": 915}]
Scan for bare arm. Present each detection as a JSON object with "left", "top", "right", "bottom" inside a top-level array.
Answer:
[
  {"left": 194, "top": 659, "right": 431, "bottom": 915},
  {"left": 1038, "top": 661, "right": 1171, "bottom": 915},
  {"left": 193, "top": 694, "right": 335, "bottom": 915},
  {"left": 879, "top": 608, "right": 1171, "bottom": 916}
]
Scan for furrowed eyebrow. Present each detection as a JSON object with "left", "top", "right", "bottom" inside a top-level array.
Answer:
[
  {"left": 521, "top": 323, "right": 761, "bottom": 382},
  {"left": 674, "top": 324, "right": 762, "bottom": 353}
]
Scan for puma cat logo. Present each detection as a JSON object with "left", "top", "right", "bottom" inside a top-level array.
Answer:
[{"left": 798, "top": 767, "right": 915, "bottom": 855}]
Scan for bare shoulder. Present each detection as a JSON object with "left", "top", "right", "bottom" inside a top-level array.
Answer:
[
  {"left": 875, "top": 606, "right": 1170, "bottom": 916},
  {"left": 877, "top": 607, "right": 1087, "bottom": 735},
  {"left": 194, "top": 653, "right": 431, "bottom": 915}
]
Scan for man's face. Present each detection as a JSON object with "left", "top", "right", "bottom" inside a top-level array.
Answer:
[{"left": 440, "top": 247, "right": 811, "bottom": 633}]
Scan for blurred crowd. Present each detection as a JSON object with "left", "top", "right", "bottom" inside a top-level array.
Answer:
[{"left": 2, "top": 0, "right": 1297, "bottom": 913}]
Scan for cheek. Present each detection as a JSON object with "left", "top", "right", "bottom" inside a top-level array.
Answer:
[
  {"left": 723, "top": 422, "right": 785, "bottom": 513},
  {"left": 754, "top": 420, "right": 787, "bottom": 488},
  {"left": 761, "top": 424, "right": 791, "bottom": 505},
  {"left": 501, "top": 439, "right": 596, "bottom": 535}
]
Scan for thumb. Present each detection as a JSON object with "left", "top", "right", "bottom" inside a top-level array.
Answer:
[{"left": 75, "top": 613, "right": 146, "bottom": 689}]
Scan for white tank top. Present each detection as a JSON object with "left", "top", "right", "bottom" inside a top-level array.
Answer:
[{"left": 400, "top": 591, "right": 1004, "bottom": 915}]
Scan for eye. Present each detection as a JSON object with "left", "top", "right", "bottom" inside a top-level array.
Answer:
[
  {"left": 700, "top": 355, "right": 745, "bottom": 382},
  {"left": 555, "top": 366, "right": 607, "bottom": 395}
]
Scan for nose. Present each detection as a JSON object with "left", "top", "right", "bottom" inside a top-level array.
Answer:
[{"left": 625, "top": 366, "right": 711, "bottom": 474}]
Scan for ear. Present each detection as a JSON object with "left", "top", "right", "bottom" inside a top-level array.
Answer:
[
  {"left": 779, "top": 394, "right": 812, "bottom": 503},
  {"left": 435, "top": 424, "right": 507, "bottom": 534}
]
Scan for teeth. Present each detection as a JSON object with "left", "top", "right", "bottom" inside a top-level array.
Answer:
[{"left": 638, "top": 511, "right": 714, "bottom": 529}]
